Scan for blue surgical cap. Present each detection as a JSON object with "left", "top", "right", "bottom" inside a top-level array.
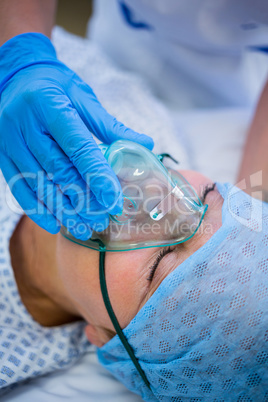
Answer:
[{"left": 98, "top": 183, "right": 268, "bottom": 401}]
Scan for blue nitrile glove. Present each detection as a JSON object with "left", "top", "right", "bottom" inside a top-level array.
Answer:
[{"left": 0, "top": 33, "right": 154, "bottom": 240}]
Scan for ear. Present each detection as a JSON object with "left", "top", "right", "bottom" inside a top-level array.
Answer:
[{"left": 84, "top": 324, "right": 104, "bottom": 348}]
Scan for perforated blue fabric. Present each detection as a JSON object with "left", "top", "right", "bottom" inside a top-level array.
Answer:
[{"left": 98, "top": 182, "right": 268, "bottom": 401}]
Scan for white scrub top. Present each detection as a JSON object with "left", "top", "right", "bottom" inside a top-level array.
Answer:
[{"left": 89, "top": 0, "right": 268, "bottom": 108}]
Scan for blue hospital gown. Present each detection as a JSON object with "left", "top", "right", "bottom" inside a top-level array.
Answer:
[{"left": 0, "top": 173, "right": 92, "bottom": 394}]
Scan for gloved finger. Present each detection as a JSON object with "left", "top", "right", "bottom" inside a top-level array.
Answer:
[
  {"left": 24, "top": 126, "right": 111, "bottom": 228},
  {"left": 0, "top": 150, "right": 59, "bottom": 234},
  {"left": 8, "top": 142, "right": 106, "bottom": 240},
  {"left": 33, "top": 92, "right": 124, "bottom": 213},
  {"left": 69, "top": 80, "right": 154, "bottom": 150}
]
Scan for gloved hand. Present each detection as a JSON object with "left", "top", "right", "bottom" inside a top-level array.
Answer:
[{"left": 0, "top": 33, "right": 154, "bottom": 240}]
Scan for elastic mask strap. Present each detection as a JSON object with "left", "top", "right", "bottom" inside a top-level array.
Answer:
[
  {"left": 99, "top": 250, "right": 151, "bottom": 390},
  {"left": 157, "top": 153, "right": 179, "bottom": 165}
]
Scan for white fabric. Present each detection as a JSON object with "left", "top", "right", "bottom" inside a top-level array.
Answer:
[
  {"left": 114, "top": 0, "right": 268, "bottom": 50},
  {"left": 169, "top": 107, "right": 253, "bottom": 184},
  {"left": 1, "top": 352, "right": 141, "bottom": 402},
  {"left": 89, "top": 0, "right": 268, "bottom": 109}
]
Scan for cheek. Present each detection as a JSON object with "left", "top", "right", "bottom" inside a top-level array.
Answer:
[
  {"left": 56, "top": 235, "right": 99, "bottom": 304},
  {"left": 104, "top": 250, "right": 151, "bottom": 327},
  {"left": 56, "top": 235, "right": 79, "bottom": 288}
]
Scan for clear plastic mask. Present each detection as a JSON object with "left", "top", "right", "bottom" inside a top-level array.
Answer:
[{"left": 61, "top": 140, "right": 207, "bottom": 251}]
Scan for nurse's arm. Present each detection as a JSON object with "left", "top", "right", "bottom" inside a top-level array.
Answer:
[
  {"left": 0, "top": 0, "right": 57, "bottom": 45},
  {"left": 237, "top": 78, "right": 268, "bottom": 201}
]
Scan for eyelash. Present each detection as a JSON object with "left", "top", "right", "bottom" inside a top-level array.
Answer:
[
  {"left": 201, "top": 183, "right": 216, "bottom": 203},
  {"left": 147, "top": 246, "right": 172, "bottom": 282}
]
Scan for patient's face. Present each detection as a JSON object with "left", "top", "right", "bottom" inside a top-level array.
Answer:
[{"left": 56, "top": 170, "right": 223, "bottom": 347}]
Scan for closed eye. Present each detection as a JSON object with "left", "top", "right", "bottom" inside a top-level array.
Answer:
[
  {"left": 147, "top": 246, "right": 172, "bottom": 282},
  {"left": 201, "top": 183, "right": 216, "bottom": 204}
]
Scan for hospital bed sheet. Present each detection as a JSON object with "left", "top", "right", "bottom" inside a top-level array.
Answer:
[{"left": 2, "top": 351, "right": 142, "bottom": 402}]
